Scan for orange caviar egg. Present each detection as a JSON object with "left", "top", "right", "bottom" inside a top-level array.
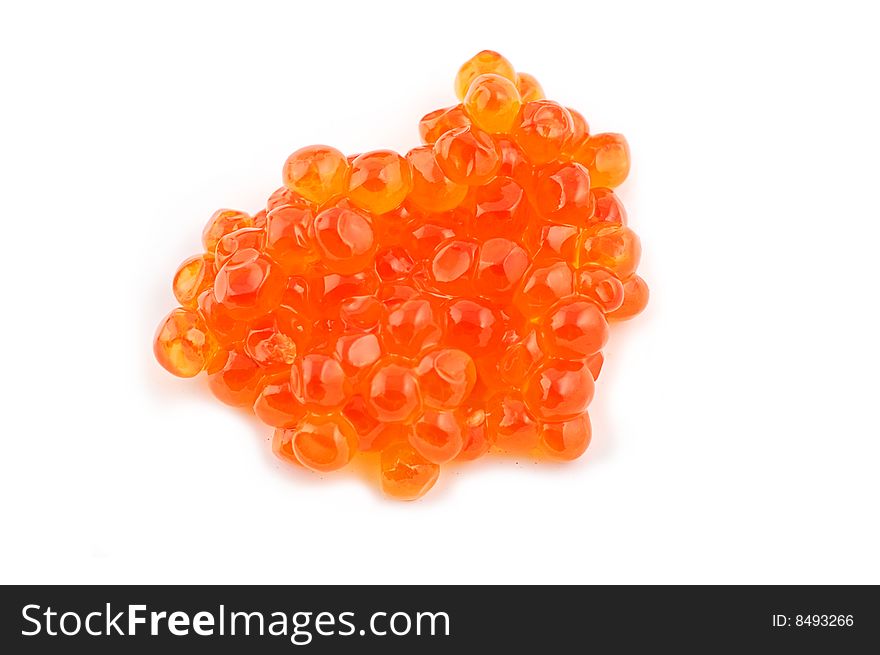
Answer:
[
  {"left": 254, "top": 372, "right": 307, "bottom": 428},
  {"left": 561, "top": 108, "right": 590, "bottom": 158},
  {"left": 366, "top": 360, "right": 422, "bottom": 423},
  {"left": 538, "top": 297, "right": 609, "bottom": 359},
  {"left": 575, "top": 265, "right": 625, "bottom": 313},
  {"left": 463, "top": 73, "right": 522, "bottom": 134},
  {"left": 534, "top": 162, "right": 593, "bottom": 225},
  {"left": 475, "top": 237, "right": 530, "bottom": 302},
  {"left": 291, "top": 353, "right": 351, "bottom": 411},
  {"left": 207, "top": 348, "right": 265, "bottom": 407},
  {"left": 430, "top": 238, "right": 478, "bottom": 296},
  {"left": 488, "top": 393, "right": 540, "bottom": 452},
  {"left": 347, "top": 150, "right": 413, "bottom": 215},
  {"left": 215, "top": 227, "right": 264, "bottom": 268},
  {"left": 514, "top": 260, "right": 575, "bottom": 318},
  {"left": 513, "top": 100, "right": 573, "bottom": 165},
  {"left": 313, "top": 206, "right": 376, "bottom": 274},
  {"left": 523, "top": 359, "right": 595, "bottom": 421},
  {"left": 574, "top": 133, "right": 631, "bottom": 189},
  {"left": 202, "top": 209, "right": 252, "bottom": 253},
  {"left": 154, "top": 308, "right": 214, "bottom": 378},
  {"left": 172, "top": 254, "right": 215, "bottom": 308},
  {"left": 154, "top": 49, "right": 647, "bottom": 500},
  {"left": 607, "top": 275, "right": 650, "bottom": 322},
  {"left": 406, "top": 145, "right": 468, "bottom": 212},
  {"left": 292, "top": 414, "right": 358, "bottom": 472},
  {"left": 411, "top": 410, "right": 463, "bottom": 464},
  {"left": 515, "top": 72, "right": 545, "bottom": 103},
  {"left": 282, "top": 145, "right": 349, "bottom": 205},
  {"left": 382, "top": 297, "right": 443, "bottom": 357},
  {"left": 419, "top": 105, "right": 470, "bottom": 144},
  {"left": 433, "top": 126, "right": 502, "bottom": 186},
  {"left": 380, "top": 441, "right": 440, "bottom": 500},
  {"left": 472, "top": 176, "right": 529, "bottom": 240},
  {"left": 213, "top": 248, "right": 286, "bottom": 320},
  {"left": 264, "top": 203, "right": 317, "bottom": 274},
  {"left": 416, "top": 348, "right": 476, "bottom": 409},
  {"left": 540, "top": 414, "right": 592, "bottom": 460},
  {"left": 454, "top": 50, "right": 516, "bottom": 100},
  {"left": 578, "top": 224, "right": 642, "bottom": 279}
]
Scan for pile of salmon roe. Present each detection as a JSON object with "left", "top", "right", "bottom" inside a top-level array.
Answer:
[{"left": 154, "top": 51, "right": 648, "bottom": 500}]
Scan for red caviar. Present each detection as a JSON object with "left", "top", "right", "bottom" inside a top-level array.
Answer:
[{"left": 154, "top": 51, "right": 647, "bottom": 500}]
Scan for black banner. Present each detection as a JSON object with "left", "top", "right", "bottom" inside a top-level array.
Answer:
[{"left": 1, "top": 585, "right": 876, "bottom": 652}]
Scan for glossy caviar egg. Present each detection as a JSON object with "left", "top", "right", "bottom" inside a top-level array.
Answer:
[
  {"left": 577, "top": 224, "right": 642, "bottom": 279},
  {"left": 342, "top": 395, "right": 402, "bottom": 452},
  {"left": 347, "top": 150, "right": 413, "bottom": 215},
  {"left": 513, "top": 101, "right": 573, "bottom": 165},
  {"left": 540, "top": 414, "right": 592, "bottom": 460},
  {"left": 315, "top": 268, "right": 379, "bottom": 307},
  {"left": 415, "top": 348, "right": 476, "bottom": 409},
  {"left": 498, "top": 330, "right": 543, "bottom": 387},
  {"left": 196, "top": 288, "right": 246, "bottom": 346},
  {"left": 254, "top": 372, "right": 307, "bottom": 428},
  {"left": 291, "top": 353, "right": 351, "bottom": 411},
  {"left": 380, "top": 441, "right": 440, "bottom": 501},
  {"left": 524, "top": 222, "right": 579, "bottom": 264},
  {"left": 406, "top": 145, "right": 469, "bottom": 212},
  {"left": 495, "top": 137, "right": 534, "bottom": 191},
  {"left": 172, "top": 254, "right": 215, "bottom": 308},
  {"left": 474, "top": 237, "right": 530, "bottom": 302},
  {"left": 408, "top": 220, "right": 456, "bottom": 261},
  {"left": 533, "top": 162, "right": 593, "bottom": 225},
  {"left": 456, "top": 407, "right": 492, "bottom": 461},
  {"left": 515, "top": 72, "right": 545, "bottom": 103},
  {"left": 366, "top": 359, "right": 423, "bottom": 423},
  {"left": 154, "top": 308, "right": 214, "bottom": 378},
  {"left": 282, "top": 145, "right": 349, "bottom": 205},
  {"left": 463, "top": 73, "right": 522, "bottom": 134},
  {"left": 338, "top": 295, "right": 383, "bottom": 330},
  {"left": 202, "top": 209, "right": 252, "bottom": 253},
  {"left": 266, "top": 186, "right": 306, "bottom": 212},
  {"left": 575, "top": 265, "right": 625, "bottom": 313},
  {"left": 488, "top": 393, "right": 540, "bottom": 452},
  {"left": 272, "top": 427, "right": 303, "bottom": 467},
  {"left": 433, "top": 126, "right": 502, "bottom": 186},
  {"left": 561, "top": 108, "right": 589, "bottom": 159},
  {"left": 472, "top": 176, "right": 528, "bottom": 240},
  {"left": 607, "top": 275, "right": 649, "bottom": 321},
  {"left": 292, "top": 414, "right": 358, "bottom": 472},
  {"left": 264, "top": 203, "right": 317, "bottom": 274},
  {"left": 245, "top": 324, "right": 298, "bottom": 368},
  {"left": 313, "top": 206, "right": 376, "bottom": 274},
  {"left": 443, "top": 298, "right": 503, "bottom": 355},
  {"left": 430, "top": 238, "right": 478, "bottom": 296},
  {"left": 334, "top": 333, "right": 382, "bottom": 382},
  {"left": 410, "top": 410, "right": 464, "bottom": 464},
  {"left": 213, "top": 248, "right": 287, "bottom": 320},
  {"left": 206, "top": 348, "right": 265, "bottom": 407},
  {"left": 574, "top": 133, "right": 631, "bottom": 189},
  {"left": 590, "top": 187, "right": 627, "bottom": 225},
  {"left": 538, "top": 297, "right": 609, "bottom": 359},
  {"left": 382, "top": 297, "right": 444, "bottom": 357},
  {"left": 523, "top": 359, "right": 595, "bottom": 421},
  {"left": 514, "top": 260, "right": 575, "bottom": 318},
  {"left": 454, "top": 50, "right": 517, "bottom": 100},
  {"left": 419, "top": 105, "right": 471, "bottom": 145},
  {"left": 215, "top": 227, "right": 264, "bottom": 268},
  {"left": 375, "top": 246, "right": 415, "bottom": 281}
]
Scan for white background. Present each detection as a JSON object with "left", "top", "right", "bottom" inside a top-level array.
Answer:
[{"left": 1, "top": 0, "right": 878, "bottom": 585}]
